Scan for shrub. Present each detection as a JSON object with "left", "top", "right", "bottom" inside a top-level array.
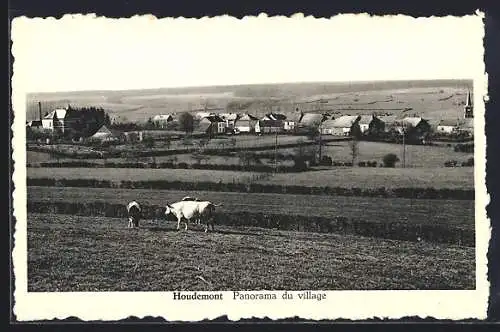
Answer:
[
  {"left": 319, "top": 156, "right": 333, "bottom": 166},
  {"left": 358, "top": 161, "right": 366, "bottom": 167},
  {"left": 382, "top": 153, "right": 400, "bottom": 168},
  {"left": 444, "top": 160, "right": 458, "bottom": 167}
]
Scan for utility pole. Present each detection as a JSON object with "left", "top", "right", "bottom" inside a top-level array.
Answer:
[
  {"left": 318, "top": 123, "right": 322, "bottom": 163},
  {"left": 402, "top": 122, "right": 406, "bottom": 168},
  {"left": 274, "top": 130, "right": 278, "bottom": 173}
]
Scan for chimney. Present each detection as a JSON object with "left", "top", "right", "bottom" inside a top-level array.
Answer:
[{"left": 38, "top": 102, "right": 42, "bottom": 121}]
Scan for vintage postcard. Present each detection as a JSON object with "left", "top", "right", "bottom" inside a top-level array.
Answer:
[{"left": 11, "top": 12, "right": 490, "bottom": 321}]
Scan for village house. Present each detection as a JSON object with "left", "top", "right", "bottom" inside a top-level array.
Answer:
[
  {"left": 198, "top": 115, "right": 226, "bottom": 136},
  {"left": 152, "top": 114, "right": 174, "bottom": 128},
  {"left": 255, "top": 120, "right": 284, "bottom": 134},
  {"left": 234, "top": 113, "right": 259, "bottom": 133},
  {"left": 377, "top": 115, "right": 398, "bottom": 132},
  {"left": 26, "top": 120, "right": 42, "bottom": 129},
  {"left": 436, "top": 119, "right": 461, "bottom": 134},
  {"left": 320, "top": 115, "right": 361, "bottom": 136},
  {"left": 298, "top": 113, "right": 327, "bottom": 130},
  {"left": 358, "top": 115, "right": 385, "bottom": 135},
  {"left": 42, "top": 108, "right": 68, "bottom": 133},
  {"left": 262, "top": 113, "right": 287, "bottom": 121},
  {"left": 393, "top": 117, "right": 431, "bottom": 135},
  {"left": 219, "top": 113, "right": 240, "bottom": 129},
  {"left": 89, "top": 124, "right": 120, "bottom": 142},
  {"left": 283, "top": 120, "right": 296, "bottom": 132}
]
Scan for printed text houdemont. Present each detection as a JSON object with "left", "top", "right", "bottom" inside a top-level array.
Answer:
[{"left": 173, "top": 291, "right": 327, "bottom": 301}]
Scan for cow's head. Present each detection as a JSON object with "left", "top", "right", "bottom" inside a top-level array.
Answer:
[{"left": 164, "top": 204, "right": 174, "bottom": 216}]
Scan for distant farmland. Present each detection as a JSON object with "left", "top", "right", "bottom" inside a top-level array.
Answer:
[{"left": 26, "top": 79, "right": 472, "bottom": 123}]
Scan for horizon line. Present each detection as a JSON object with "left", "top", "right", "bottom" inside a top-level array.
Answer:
[{"left": 26, "top": 78, "right": 473, "bottom": 96}]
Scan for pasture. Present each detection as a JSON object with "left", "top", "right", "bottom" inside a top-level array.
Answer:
[
  {"left": 28, "top": 213, "right": 475, "bottom": 291},
  {"left": 28, "top": 186, "right": 474, "bottom": 228},
  {"left": 27, "top": 166, "right": 475, "bottom": 189},
  {"left": 316, "top": 141, "right": 472, "bottom": 168}
]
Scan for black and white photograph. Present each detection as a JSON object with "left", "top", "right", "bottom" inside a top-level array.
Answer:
[{"left": 12, "top": 12, "right": 489, "bottom": 321}]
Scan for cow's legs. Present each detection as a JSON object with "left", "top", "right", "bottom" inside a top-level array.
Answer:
[
  {"left": 184, "top": 220, "right": 188, "bottom": 231},
  {"left": 128, "top": 217, "right": 133, "bottom": 228},
  {"left": 176, "top": 217, "right": 181, "bottom": 231}
]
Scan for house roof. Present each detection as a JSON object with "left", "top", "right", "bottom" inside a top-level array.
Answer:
[
  {"left": 438, "top": 119, "right": 461, "bottom": 127},
  {"left": 91, "top": 125, "right": 114, "bottom": 137},
  {"left": 238, "top": 113, "right": 259, "bottom": 121},
  {"left": 359, "top": 115, "right": 375, "bottom": 125},
  {"left": 44, "top": 109, "right": 67, "bottom": 120},
  {"left": 393, "top": 117, "right": 427, "bottom": 128},
  {"left": 219, "top": 113, "right": 240, "bottom": 121},
  {"left": 263, "top": 113, "right": 287, "bottom": 121},
  {"left": 27, "top": 120, "right": 42, "bottom": 127},
  {"left": 378, "top": 115, "right": 398, "bottom": 125},
  {"left": 299, "top": 113, "right": 324, "bottom": 126},
  {"left": 153, "top": 114, "right": 173, "bottom": 121},
  {"left": 201, "top": 115, "right": 224, "bottom": 123},
  {"left": 195, "top": 121, "right": 211, "bottom": 133},
  {"left": 322, "top": 115, "right": 360, "bottom": 128}
]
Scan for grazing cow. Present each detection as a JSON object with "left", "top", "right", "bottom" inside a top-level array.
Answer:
[
  {"left": 126, "top": 201, "right": 142, "bottom": 228},
  {"left": 165, "top": 200, "right": 222, "bottom": 232},
  {"left": 181, "top": 196, "right": 201, "bottom": 224}
]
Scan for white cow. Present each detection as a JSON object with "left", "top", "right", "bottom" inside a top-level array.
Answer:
[
  {"left": 165, "top": 200, "right": 222, "bottom": 232},
  {"left": 126, "top": 201, "right": 142, "bottom": 228}
]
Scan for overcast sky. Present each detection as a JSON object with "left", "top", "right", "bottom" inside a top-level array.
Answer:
[{"left": 12, "top": 13, "right": 484, "bottom": 93}]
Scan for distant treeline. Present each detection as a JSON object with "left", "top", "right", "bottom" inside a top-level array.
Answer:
[
  {"left": 28, "top": 177, "right": 475, "bottom": 200},
  {"left": 28, "top": 200, "right": 474, "bottom": 247}
]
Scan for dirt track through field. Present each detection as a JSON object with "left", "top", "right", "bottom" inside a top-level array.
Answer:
[{"left": 27, "top": 213, "right": 475, "bottom": 292}]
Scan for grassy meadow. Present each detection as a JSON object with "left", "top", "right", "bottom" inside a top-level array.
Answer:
[{"left": 28, "top": 213, "right": 475, "bottom": 291}]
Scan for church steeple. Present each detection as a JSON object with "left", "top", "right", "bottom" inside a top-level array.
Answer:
[{"left": 464, "top": 90, "right": 473, "bottom": 119}]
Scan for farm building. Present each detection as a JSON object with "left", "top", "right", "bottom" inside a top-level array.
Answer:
[
  {"left": 358, "top": 115, "right": 385, "bottom": 135},
  {"left": 436, "top": 119, "right": 461, "bottom": 134},
  {"left": 283, "top": 120, "right": 296, "bottom": 132},
  {"left": 298, "top": 113, "right": 327, "bottom": 129},
  {"left": 123, "top": 131, "right": 144, "bottom": 142},
  {"left": 255, "top": 120, "right": 284, "bottom": 134},
  {"left": 41, "top": 106, "right": 108, "bottom": 137},
  {"left": 262, "top": 113, "right": 287, "bottom": 121},
  {"left": 320, "top": 115, "right": 361, "bottom": 136},
  {"left": 194, "top": 111, "right": 215, "bottom": 120},
  {"left": 198, "top": 115, "right": 226, "bottom": 136},
  {"left": 219, "top": 113, "right": 240, "bottom": 129},
  {"left": 89, "top": 125, "right": 119, "bottom": 142},
  {"left": 234, "top": 113, "right": 259, "bottom": 133},
  {"left": 152, "top": 114, "right": 174, "bottom": 128},
  {"left": 26, "top": 120, "right": 42, "bottom": 128},
  {"left": 378, "top": 116, "right": 398, "bottom": 132},
  {"left": 393, "top": 117, "right": 431, "bottom": 135},
  {"left": 42, "top": 108, "right": 67, "bottom": 133}
]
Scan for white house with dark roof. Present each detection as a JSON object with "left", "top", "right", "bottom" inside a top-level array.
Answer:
[
  {"left": 234, "top": 113, "right": 259, "bottom": 133},
  {"left": 152, "top": 114, "right": 174, "bottom": 128},
  {"left": 320, "top": 115, "right": 361, "bottom": 136},
  {"left": 436, "top": 119, "right": 460, "bottom": 134},
  {"left": 41, "top": 108, "right": 68, "bottom": 133}
]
